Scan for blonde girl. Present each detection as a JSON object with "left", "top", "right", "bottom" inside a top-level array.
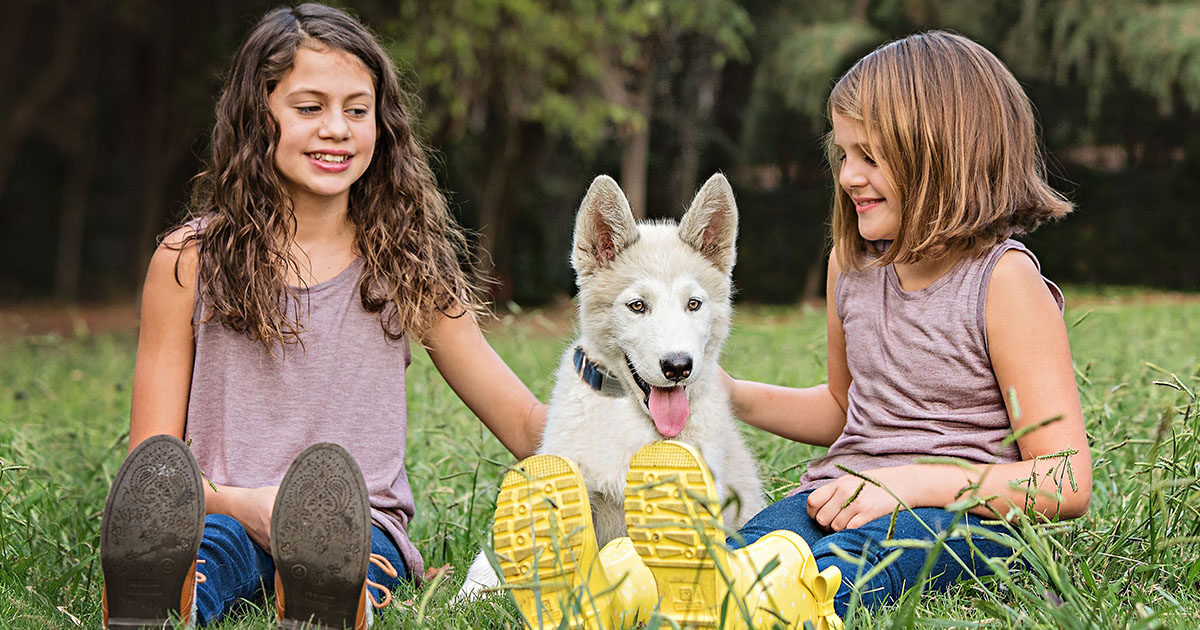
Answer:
[
  {"left": 726, "top": 30, "right": 1093, "bottom": 615},
  {"left": 99, "top": 4, "right": 545, "bottom": 629}
]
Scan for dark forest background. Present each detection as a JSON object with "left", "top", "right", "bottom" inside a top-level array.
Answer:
[{"left": 3, "top": 0, "right": 1199, "bottom": 307}]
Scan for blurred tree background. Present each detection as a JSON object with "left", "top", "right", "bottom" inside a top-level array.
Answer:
[{"left": 2, "top": 0, "right": 1198, "bottom": 306}]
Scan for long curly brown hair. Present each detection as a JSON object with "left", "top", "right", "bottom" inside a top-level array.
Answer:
[{"left": 173, "top": 3, "right": 485, "bottom": 351}]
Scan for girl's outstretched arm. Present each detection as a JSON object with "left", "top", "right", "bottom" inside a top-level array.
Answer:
[
  {"left": 725, "top": 249, "right": 850, "bottom": 447},
  {"left": 424, "top": 311, "right": 548, "bottom": 460},
  {"left": 807, "top": 250, "right": 1093, "bottom": 530}
]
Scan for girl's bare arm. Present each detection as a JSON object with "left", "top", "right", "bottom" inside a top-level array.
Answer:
[
  {"left": 726, "top": 249, "right": 849, "bottom": 447},
  {"left": 129, "top": 228, "right": 198, "bottom": 450},
  {"left": 425, "top": 311, "right": 548, "bottom": 460},
  {"left": 980, "top": 249, "right": 1092, "bottom": 518}
]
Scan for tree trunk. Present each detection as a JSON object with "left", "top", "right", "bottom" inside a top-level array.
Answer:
[
  {"left": 477, "top": 118, "right": 547, "bottom": 303},
  {"left": 676, "top": 41, "right": 719, "bottom": 205},
  {"left": 133, "top": 6, "right": 175, "bottom": 283},
  {"left": 801, "top": 246, "right": 826, "bottom": 302},
  {"left": 477, "top": 114, "right": 523, "bottom": 301},
  {"left": 0, "top": 9, "right": 81, "bottom": 196},
  {"left": 53, "top": 103, "right": 96, "bottom": 302},
  {"left": 619, "top": 51, "right": 655, "bottom": 220},
  {"left": 54, "top": 154, "right": 92, "bottom": 302}
]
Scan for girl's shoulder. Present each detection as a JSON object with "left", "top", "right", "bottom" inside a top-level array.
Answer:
[
  {"left": 145, "top": 222, "right": 202, "bottom": 298},
  {"left": 139, "top": 222, "right": 202, "bottom": 340},
  {"left": 986, "top": 243, "right": 1065, "bottom": 322}
]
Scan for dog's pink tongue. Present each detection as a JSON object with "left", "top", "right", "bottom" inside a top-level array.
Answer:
[{"left": 649, "top": 386, "right": 689, "bottom": 437}]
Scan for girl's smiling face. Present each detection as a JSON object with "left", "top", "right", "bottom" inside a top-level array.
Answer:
[
  {"left": 268, "top": 46, "right": 376, "bottom": 211},
  {"left": 832, "top": 111, "right": 900, "bottom": 242}
]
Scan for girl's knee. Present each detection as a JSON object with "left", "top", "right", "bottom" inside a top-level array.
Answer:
[
  {"left": 813, "top": 530, "right": 903, "bottom": 615},
  {"left": 732, "top": 491, "right": 818, "bottom": 549},
  {"left": 203, "top": 513, "right": 243, "bottom": 536}
]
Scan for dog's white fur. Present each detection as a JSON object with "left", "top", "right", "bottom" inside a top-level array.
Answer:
[{"left": 457, "top": 173, "right": 765, "bottom": 599}]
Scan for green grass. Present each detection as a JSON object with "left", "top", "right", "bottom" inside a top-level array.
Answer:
[{"left": 1, "top": 292, "right": 1199, "bottom": 628}]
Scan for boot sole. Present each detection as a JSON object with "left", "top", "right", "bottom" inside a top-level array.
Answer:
[
  {"left": 625, "top": 441, "right": 726, "bottom": 629},
  {"left": 272, "top": 443, "right": 371, "bottom": 630},
  {"left": 101, "top": 434, "right": 205, "bottom": 629},
  {"left": 492, "top": 454, "right": 599, "bottom": 629}
]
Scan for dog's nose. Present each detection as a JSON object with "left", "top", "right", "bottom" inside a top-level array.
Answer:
[{"left": 660, "top": 353, "right": 693, "bottom": 382}]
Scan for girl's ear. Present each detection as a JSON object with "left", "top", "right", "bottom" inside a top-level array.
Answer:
[
  {"left": 572, "top": 175, "right": 639, "bottom": 276},
  {"left": 679, "top": 172, "right": 738, "bottom": 274}
]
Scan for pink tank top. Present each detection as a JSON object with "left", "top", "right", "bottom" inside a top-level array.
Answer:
[
  {"left": 797, "top": 239, "right": 1064, "bottom": 492},
  {"left": 185, "top": 258, "right": 424, "bottom": 577}
]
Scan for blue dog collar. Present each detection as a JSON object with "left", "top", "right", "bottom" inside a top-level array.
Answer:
[{"left": 572, "top": 347, "right": 627, "bottom": 398}]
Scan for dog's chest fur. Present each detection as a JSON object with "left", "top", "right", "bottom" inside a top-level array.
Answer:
[{"left": 537, "top": 347, "right": 740, "bottom": 546}]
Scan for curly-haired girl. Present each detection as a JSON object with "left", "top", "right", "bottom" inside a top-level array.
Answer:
[{"left": 98, "top": 5, "right": 546, "bottom": 629}]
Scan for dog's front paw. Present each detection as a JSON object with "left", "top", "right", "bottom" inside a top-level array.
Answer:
[{"left": 452, "top": 550, "right": 501, "bottom": 604}]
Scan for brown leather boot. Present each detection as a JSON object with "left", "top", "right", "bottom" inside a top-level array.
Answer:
[
  {"left": 271, "top": 443, "right": 395, "bottom": 630},
  {"left": 100, "top": 434, "right": 206, "bottom": 629}
]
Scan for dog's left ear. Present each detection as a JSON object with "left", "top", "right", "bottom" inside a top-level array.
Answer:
[{"left": 679, "top": 173, "right": 738, "bottom": 273}]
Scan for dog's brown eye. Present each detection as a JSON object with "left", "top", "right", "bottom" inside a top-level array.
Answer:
[
  {"left": 627, "top": 299, "right": 646, "bottom": 313},
  {"left": 687, "top": 298, "right": 702, "bottom": 311}
]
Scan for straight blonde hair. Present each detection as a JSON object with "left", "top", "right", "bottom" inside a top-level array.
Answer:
[{"left": 828, "top": 30, "right": 1072, "bottom": 270}]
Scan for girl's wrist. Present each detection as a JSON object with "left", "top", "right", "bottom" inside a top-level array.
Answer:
[
  {"left": 204, "top": 482, "right": 243, "bottom": 518},
  {"left": 892, "top": 464, "right": 968, "bottom": 509}
]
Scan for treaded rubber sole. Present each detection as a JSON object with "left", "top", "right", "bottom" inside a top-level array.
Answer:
[
  {"left": 625, "top": 441, "right": 725, "bottom": 629},
  {"left": 101, "top": 434, "right": 205, "bottom": 629},
  {"left": 492, "top": 454, "right": 598, "bottom": 630},
  {"left": 272, "top": 443, "right": 371, "bottom": 630}
]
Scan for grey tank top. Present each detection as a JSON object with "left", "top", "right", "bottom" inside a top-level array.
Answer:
[
  {"left": 185, "top": 258, "right": 424, "bottom": 577},
  {"left": 797, "top": 239, "right": 1064, "bottom": 492}
]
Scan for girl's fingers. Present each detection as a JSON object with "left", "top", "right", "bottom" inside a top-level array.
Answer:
[
  {"left": 812, "top": 484, "right": 850, "bottom": 528},
  {"left": 806, "top": 483, "right": 835, "bottom": 519},
  {"left": 830, "top": 495, "right": 859, "bottom": 530}
]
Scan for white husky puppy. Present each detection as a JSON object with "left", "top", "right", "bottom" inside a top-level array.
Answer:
[{"left": 458, "top": 173, "right": 765, "bottom": 599}]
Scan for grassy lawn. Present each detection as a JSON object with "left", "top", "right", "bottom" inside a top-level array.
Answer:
[{"left": 2, "top": 290, "right": 1198, "bottom": 628}]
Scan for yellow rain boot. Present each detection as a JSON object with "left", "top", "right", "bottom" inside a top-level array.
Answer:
[
  {"left": 595, "top": 536, "right": 657, "bottom": 628},
  {"left": 725, "top": 531, "right": 843, "bottom": 630},
  {"left": 492, "top": 454, "right": 655, "bottom": 629},
  {"left": 624, "top": 440, "right": 843, "bottom": 629}
]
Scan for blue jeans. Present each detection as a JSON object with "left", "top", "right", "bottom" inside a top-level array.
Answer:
[
  {"left": 731, "top": 491, "right": 1014, "bottom": 618},
  {"left": 194, "top": 514, "right": 408, "bottom": 626}
]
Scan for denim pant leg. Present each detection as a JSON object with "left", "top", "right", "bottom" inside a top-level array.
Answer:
[
  {"left": 731, "top": 491, "right": 826, "bottom": 548},
  {"left": 815, "top": 507, "right": 1011, "bottom": 614},
  {"left": 195, "top": 514, "right": 275, "bottom": 626},
  {"left": 367, "top": 524, "right": 408, "bottom": 612},
  {"left": 196, "top": 517, "right": 409, "bottom": 624},
  {"left": 732, "top": 491, "right": 1012, "bottom": 617}
]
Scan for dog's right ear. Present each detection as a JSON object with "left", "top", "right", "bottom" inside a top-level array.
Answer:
[{"left": 572, "top": 175, "right": 639, "bottom": 276}]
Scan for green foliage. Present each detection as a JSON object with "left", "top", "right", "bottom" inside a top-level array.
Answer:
[
  {"left": 385, "top": 0, "right": 752, "bottom": 152},
  {"left": 1120, "top": 3, "right": 1200, "bottom": 114},
  {"left": 744, "top": 0, "right": 1200, "bottom": 138},
  {"left": 3, "top": 294, "right": 1200, "bottom": 627},
  {"left": 987, "top": 0, "right": 1200, "bottom": 119},
  {"left": 762, "top": 21, "right": 886, "bottom": 125}
]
